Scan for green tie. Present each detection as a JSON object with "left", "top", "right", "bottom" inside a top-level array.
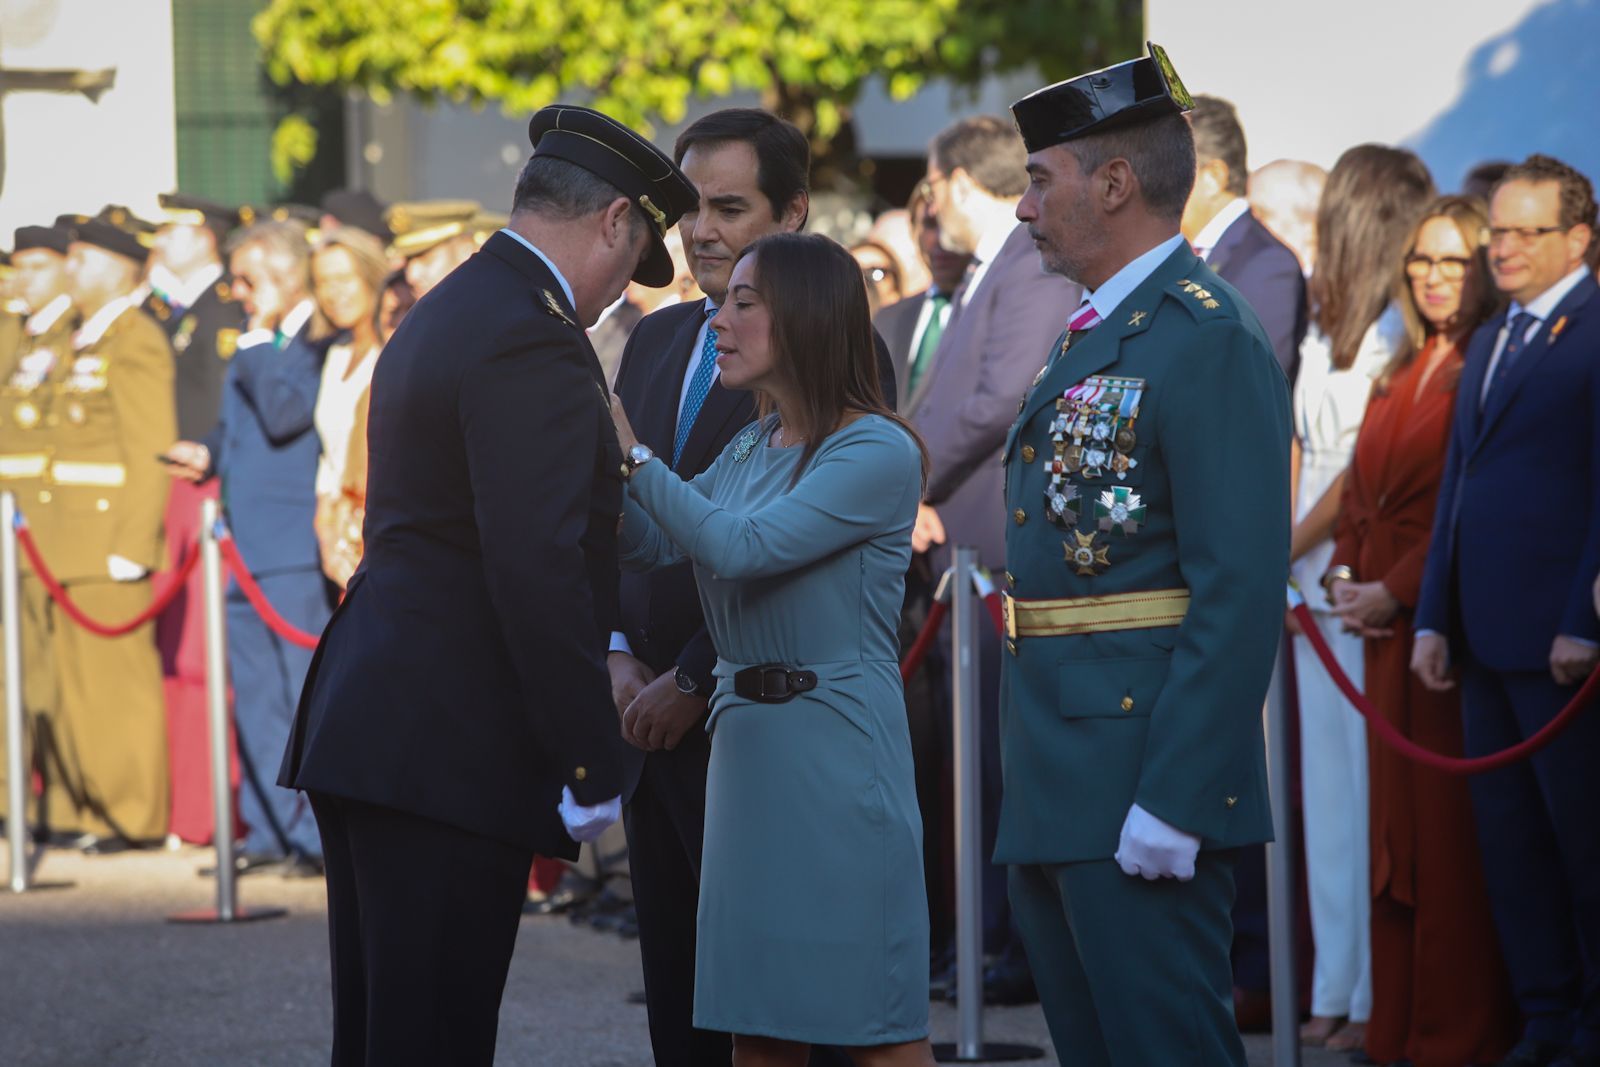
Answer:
[{"left": 907, "top": 291, "right": 951, "bottom": 396}]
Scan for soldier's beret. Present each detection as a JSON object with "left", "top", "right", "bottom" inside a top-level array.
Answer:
[
  {"left": 66, "top": 217, "right": 151, "bottom": 264},
  {"left": 1012, "top": 42, "right": 1194, "bottom": 154},
  {"left": 526, "top": 104, "right": 698, "bottom": 288},
  {"left": 321, "top": 189, "right": 392, "bottom": 242},
  {"left": 158, "top": 193, "right": 241, "bottom": 238},
  {"left": 13, "top": 225, "right": 72, "bottom": 256}
]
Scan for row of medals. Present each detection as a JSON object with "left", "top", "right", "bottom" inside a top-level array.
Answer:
[
  {"left": 1043, "top": 374, "right": 1146, "bottom": 576},
  {"left": 8, "top": 351, "right": 102, "bottom": 431}
]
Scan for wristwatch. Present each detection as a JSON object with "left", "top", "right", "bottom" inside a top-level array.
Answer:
[
  {"left": 674, "top": 666, "right": 705, "bottom": 697},
  {"left": 623, "top": 443, "right": 655, "bottom": 478}
]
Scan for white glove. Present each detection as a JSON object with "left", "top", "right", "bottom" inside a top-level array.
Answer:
[
  {"left": 1114, "top": 802, "right": 1200, "bottom": 881},
  {"left": 107, "top": 554, "right": 149, "bottom": 582},
  {"left": 558, "top": 786, "right": 621, "bottom": 843}
]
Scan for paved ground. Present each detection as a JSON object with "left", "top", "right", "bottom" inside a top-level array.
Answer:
[{"left": 0, "top": 846, "right": 1350, "bottom": 1066}]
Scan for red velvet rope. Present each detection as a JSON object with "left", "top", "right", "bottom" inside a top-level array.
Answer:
[
  {"left": 1290, "top": 599, "right": 1599, "bottom": 775},
  {"left": 898, "top": 589, "right": 1007, "bottom": 682},
  {"left": 15, "top": 520, "right": 200, "bottom": 637},
  {"left": 217, "top": 536, "right": 321, "bottom": 649}
]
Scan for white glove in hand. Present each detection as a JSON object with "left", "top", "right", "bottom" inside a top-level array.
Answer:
[
  {"left": 558, "top": 786, "right": 621, "bottom": 843},
  {"left": 1114, "top": 802, "right": 1200, "bottom": 881},
  {"left": 107, "top": 554, "right": 149, "bottom": 582}
]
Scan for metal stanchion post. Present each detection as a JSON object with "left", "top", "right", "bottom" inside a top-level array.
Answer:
[
  {"left": 3, "top": 491, "right": 28, "bottom": 893},
  {"left": 169, "top": 499, "right": 285, "bottom": 925},
  {"left": 933, "top": 548, "right": 1041, "bottom": 1063},
  {"left": 1264, "top": 636, "right": 1301, "bottom": 1067}
]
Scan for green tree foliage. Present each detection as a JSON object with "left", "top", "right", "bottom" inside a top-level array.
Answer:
[{"left": 254, "top": 0, "right": 1138, "bottom": 170}]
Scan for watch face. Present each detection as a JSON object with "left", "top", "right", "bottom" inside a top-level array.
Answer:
[
  {"left": 674, "top": 668, "right": 698, "bottom": 694},
  {"left": 630, "top": 444, "right": 654, "bottom": 464}
]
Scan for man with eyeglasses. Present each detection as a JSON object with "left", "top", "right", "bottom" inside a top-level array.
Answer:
[{"left": 1414, "top": 154, "right": 1600, "bottom": 1067}]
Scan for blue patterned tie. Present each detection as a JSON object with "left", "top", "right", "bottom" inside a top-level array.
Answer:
[
  {"left": 673, "top": 317, "right": 718, "bottom": 468},
  {"left": 1483, "top": 310, "right": 1537, "bottom": 408}
]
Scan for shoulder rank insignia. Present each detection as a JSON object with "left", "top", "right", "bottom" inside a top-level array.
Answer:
[
  {"left": 541, "top": 289, "right": 578, "bottom": 329},
  {"left": 1176, "top": 278, "right": 1223, "bottom": 311}
]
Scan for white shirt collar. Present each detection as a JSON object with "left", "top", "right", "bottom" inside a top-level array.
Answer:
[
  {"left": 1509, "top": 265, "right": 1590, "bottom": 323},
  {"left": 280, "top": 299, "right": 317, "bottom": 341},
  {"left": 25, "top": 293, "right": 73, "bottom": 337},
  {"left": 73, "top": 294, "right": 143, "bottom": 350},
  {"left": 1084, "top": 233, "right": 1188, "bottom": 322},
  {"left": 498, "top": 228, "right": 576, "bottom": 313},
  {"left": 1192, "top": 198, "right": 1250, "bottom": 260},
  {"left": 148, "top": 262, "right": 223, "bottom": 310}
]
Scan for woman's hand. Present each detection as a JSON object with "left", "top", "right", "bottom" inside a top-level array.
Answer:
[
  {"left": 1332, "top": 579, "right": 1399, "bottom": 638},
  {"left": 610, "top": 394, "right": 639, "bottom": 453}
]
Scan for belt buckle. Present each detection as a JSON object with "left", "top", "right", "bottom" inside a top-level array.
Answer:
[{"left": 758, "top": 666, "right": 792, "bottom": 701}]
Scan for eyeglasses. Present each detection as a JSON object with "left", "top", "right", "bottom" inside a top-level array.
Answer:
[
  {"left": 1487, "top": 224, "right": 1565, "bottom": 246},
  {"left": 1404, "top": 254, "right": 1471, "bottom": 280}
]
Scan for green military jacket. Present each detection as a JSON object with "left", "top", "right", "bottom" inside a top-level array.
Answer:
[
  {"left": 0, "top": 302, "right": 79, "bottom": 559},
  {"left": 47, "top": 300, "right": 175, "bottom": 583},
  {"left": 995, "top": 244, "right": 1291, "bottom": 865}
]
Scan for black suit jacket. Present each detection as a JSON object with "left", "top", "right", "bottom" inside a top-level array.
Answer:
[
  {"left": 1207, "top": 210, "right": 1307, "bottom": 384},
  {"left": 875, "top": 289, "right": 930, "bottom": 403},
  {"left": 279, "top": 232, "right": 625, "bottom": 859},
  {"left": 611, "top": 298, "right": 898, "bottom": 797},
  {"left": 147, "top": 276, "right": 248, "bottom": 440}
]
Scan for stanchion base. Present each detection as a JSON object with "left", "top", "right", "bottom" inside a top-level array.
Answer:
[
  {"left": 166, "top": 906, "right": 288, "bottom": 924},
  {"left": 932, "top": 1042, "right": 1045, "bottom": 1063},
  {"left": 7, "top": 879, "right": 75, "bottom": 893}
]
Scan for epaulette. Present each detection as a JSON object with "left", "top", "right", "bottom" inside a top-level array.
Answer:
[
  {"left": 1172, "top": 277, "right": 1226, "bottom": 313},
  {"left": 540, "top": 289, "right": 578, "bottom": 329}
]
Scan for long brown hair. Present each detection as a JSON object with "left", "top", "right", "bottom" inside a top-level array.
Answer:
[
  {"left": 1309, "top": 144, "right": 1435, "bottom": 369},
  {"left": 735, "top": 233, "right": 929, "bottom": 487},
  {"left": 1385, "top": 195, "right": 1499, "bottom": 387}
]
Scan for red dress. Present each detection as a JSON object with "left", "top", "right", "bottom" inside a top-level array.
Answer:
[{"left": 1330, "top": 335, "right": 1517, "bottom": 1066}]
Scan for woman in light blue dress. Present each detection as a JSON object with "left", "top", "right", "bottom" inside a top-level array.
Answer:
[{"left": 612, "top": 233, "right": 935, "bottom": 1067}]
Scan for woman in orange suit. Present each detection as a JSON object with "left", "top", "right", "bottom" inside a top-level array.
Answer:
[{"left": 1325, "top": 195, "right": 1517, "bottom": 1067}]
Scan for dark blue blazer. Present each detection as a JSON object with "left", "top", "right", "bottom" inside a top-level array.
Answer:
[
  {"left": 1207, "top": 210, "right": 1307, "bottom": 384},
  {"left": 1416, "top": 272, "right": 1600, "bottom": 670},
  {"left": 279, "top": 233, "right": 626, "bottom": 857},
  {"left": 202, "top": 327, "right": 324, "bottom": 578}
]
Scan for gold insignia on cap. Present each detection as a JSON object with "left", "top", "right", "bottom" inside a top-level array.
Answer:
[
  {"left": 638, "top": 194, "right": 668, "bottom": 237},
  {"left": 216, "top": 328, "right": 239, "bottom": 360},
  {"left": 541, "top": 290, "right": 577, "bottom": 328},
  {"left": 238, "top": 205, "right": 257, "bottom": 225}
]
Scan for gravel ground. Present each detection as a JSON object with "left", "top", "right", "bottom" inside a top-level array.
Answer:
[{"left": 0, "top": 845, "right": 1349, "bottom": 1066}]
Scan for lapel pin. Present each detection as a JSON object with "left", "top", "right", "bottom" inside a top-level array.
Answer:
[
  {"left": 1128, "top": 310, "right": 1146, "bottom": 327},
  {"left": 1548, "top": 315, "right": 1569, "bottom": 344}
]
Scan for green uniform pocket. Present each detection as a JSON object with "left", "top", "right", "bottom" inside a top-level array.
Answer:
[{"left": 1057, "top": 654, "right": 1170, "bottom": 719}]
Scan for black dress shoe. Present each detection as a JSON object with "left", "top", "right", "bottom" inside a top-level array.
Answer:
[
  {"left": 980, "top": 959, "right": 1039, "bottom": 1006},
  {"left": 1496, "top": 1039, "right": 1567, "bottom": 1067}
]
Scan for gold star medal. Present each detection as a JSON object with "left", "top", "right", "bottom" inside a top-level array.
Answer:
[{"left": 1065, "top": 531, "right": 1111, "bottom": 576}]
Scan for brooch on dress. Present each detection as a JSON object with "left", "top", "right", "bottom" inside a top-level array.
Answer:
[{"left": 732, "top": 425, "right": 760, "bottom": 462}]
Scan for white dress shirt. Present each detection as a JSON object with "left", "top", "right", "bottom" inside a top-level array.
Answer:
[
  {"left": 957, "top": 220, "right": 1022, "bottom": 310},
  {"left": 1478, "top": 265, "right": 1589, "bottom": 408},
  {"left": 1081, "top": 233, "right": 1188, "bottom": 322}
]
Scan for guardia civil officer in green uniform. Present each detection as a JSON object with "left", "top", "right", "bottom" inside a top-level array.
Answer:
[{"left": 997, "top": 44, "right": 1291, "bottom": 1065}]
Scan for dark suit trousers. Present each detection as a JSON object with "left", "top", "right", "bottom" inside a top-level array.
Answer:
[
  {"left": 1461, "top": 658, "right": 1600, "bottom": 1052},
  {"left": 310, "top": 792, "right": 534, "bottom": 1067},
  {"left": 228, "top": 570, "right": 331, "bottom": 858}
]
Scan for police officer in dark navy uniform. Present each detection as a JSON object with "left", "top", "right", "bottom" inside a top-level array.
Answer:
[
  {"left": 146, "top": 194, "right": 247, "bottom": 441},
  {"left": 277, "top": 104, "right": 697, "bottom": 1067}
]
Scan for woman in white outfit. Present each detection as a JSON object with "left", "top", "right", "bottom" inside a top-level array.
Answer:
[
  {"left": 1290, "top": 144, "right": 1434, "bottom": 1053},
  {"left": 308, "top": 226, "right": 388, "bottom": 588}
]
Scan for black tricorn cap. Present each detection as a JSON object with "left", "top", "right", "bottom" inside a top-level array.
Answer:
[
  {"left": 66, "top": 217, "right": 151, "bottom": 264},
  {"left": 526, "top": 104, "right": 698, "bottom": 287},
  {"left": 13, "top": 225, "right": 72, "bottom": 256},
  {"left": 1011, "top": 42, "right": 1194, "bottom": 154}
]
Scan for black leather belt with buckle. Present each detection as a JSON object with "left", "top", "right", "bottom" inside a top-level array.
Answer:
[{"left": 732, "top": 664, "right": 819, "bottom": 704}]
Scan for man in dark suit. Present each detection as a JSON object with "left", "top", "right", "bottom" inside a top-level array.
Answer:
[
  {"left": 1181, "top": 95, "right": 1306, "bottom": 384},
  {"left": 165, "top": 219, "right": 329, "bottom": 875},
  {"left": 275, "top": 106, "right": 697, "bottom": 1066},
  {"left": 1414, "top": 154, "right": 1600, "bottom": 1067},
  {"left": 610, "top": 107, "right": 895, "bottom": 1067},
  {"left": 875, "top": 194, "right": 972, "bottom": 401},
  {"left": 905, "top": 114, "right": 1080, "bottom": 1003},
  {"left": 1180, "top": 93, "right": 1306, "bottom": 1027}
]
